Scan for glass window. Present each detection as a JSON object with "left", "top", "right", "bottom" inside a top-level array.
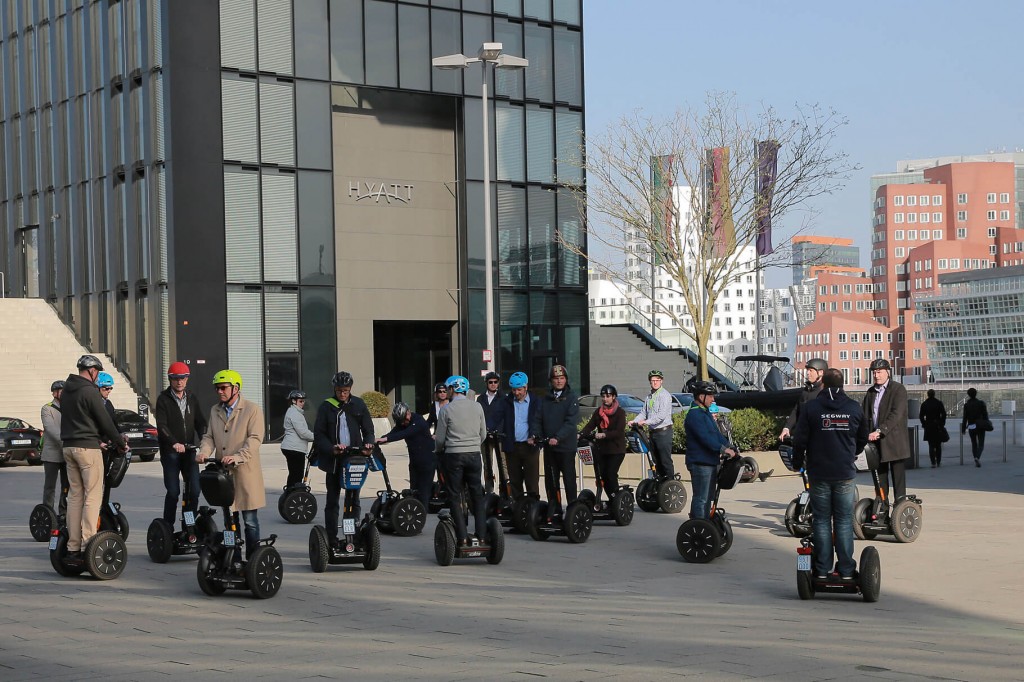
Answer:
[
  {"left": 555, "top": 108, "right": 581, "bottom": 183},
  {"left": 429, "top": 9, "right": 461, "bottom": 94},
  {"left": 494, "top": 0, "right": 522, "bottom": 17},
  {"left": 301, "top": 286, "right": 337, "bottom": 407},
  {"left": 432, "top": 0, "right": 459, "bottom": 8},
  {"left": 329, "top": 0, "right": 363, "bottom": 84},
  {"left": 461, "top": 12, "right": 490, "bottom": 96},
  {"left": 524, "top": 23, "right": 552, "bottom": 101},
  {"left": 494, "top": 19, "right": 524, "bottom": 99},
  {"left": 558, "top": 190, "right": 582, "bottom": 286},
  {"left": 398, "top": 4, "right": 430, "bottom": 91},
  {"left": 497, "top": 186, "right": 526, "bottom": 287},
  {"left": 528, "top": 186, "right": 555, "bottom": 285},
  {"left": 364, "top": 1, "right": 397, "bottom": 88},
  {"left": 296, "top": 80, "right": 331, "bottom": 170},
  {"left": 462, "top": 0, "right": 493, "bottom": 12},
  {"left": 526, "top": 105, "right": 553, "bottom": 183},
  {"left": 495, "top": 101, "right": 524, "bottom": 181},
  {"left": 225, "top": 170, "right": 261, "bottom": 282},
  {"left": 220, "top": 0, "right": 256, "bottom": 72},
  {"left": 293, "top": 0, "right": 329, "bottom": 80},
  {"left": 259, "top": 79, "right": 295, "bottom": 166},
  {"left": 553, "top": 27, "right": 581, "bottom": 106},
  {"left": 463, "top": 97, "right": 484, "bottom": 181},
  {"left": 524, "top": 0, "right": 551, "bottom": 22},
  {"left": 553, "top": 0, "right": 580, "bottom": 24},
  {"left": 466, "top": 180, "right": 486, "bottom": 288},
  {"left": 257, "top": 0, "right": 293, "bottom": 75},
  {"left": 222, "top": 76, "right": 258, "bottom": 162},
  {"left": 298, "top": 171, "right": 334, "bottom": 285}
]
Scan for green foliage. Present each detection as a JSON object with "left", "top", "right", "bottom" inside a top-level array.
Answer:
[
  {"left": 724, "top": 408, "right": 778, "bottom": 452},
  {"left": 361, "top": 390, "right": 391, "bottom": 418},
  {"left": 672, "top": 411, "right": 687, "bottom": 453}
]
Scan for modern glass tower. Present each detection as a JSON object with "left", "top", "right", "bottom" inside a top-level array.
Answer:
[{"left": 0, "top": 0, "right": 587, "bottom": 434}]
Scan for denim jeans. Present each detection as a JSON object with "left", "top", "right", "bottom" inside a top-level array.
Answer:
[
  {"left": 240, "top": 509, "right": 260, "bottom": 559},
  {"left": 809, "top": 478, "right": 856, "bottom": 577},
  {"left": 160, "top": 448, "right": 201, "bottom": 526},
  {"left": 688, "top": 464, "right": 716, "bottom": 519}
]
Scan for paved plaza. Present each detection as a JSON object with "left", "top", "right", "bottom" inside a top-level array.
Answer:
[{"left": 0, "top": 434, "right": 1021, "bottom": 681}]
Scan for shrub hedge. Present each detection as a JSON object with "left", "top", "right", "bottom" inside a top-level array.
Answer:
[{"left": 361, "top": 390, "right": 391, "bottom": 418}]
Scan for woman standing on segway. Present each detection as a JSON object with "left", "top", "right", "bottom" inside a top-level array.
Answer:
[
  {"left": 579, "top": 384, "right": 627, "bottom": 498},
  {"left": 683, "top": 382, "right": 736, "bottom": 519},
  {"left": 281, "top": 390, "right": 314, "bottom": 490}
]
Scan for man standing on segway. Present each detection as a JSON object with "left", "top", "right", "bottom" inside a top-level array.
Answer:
[
  {"left": 434, "top": 375, "right": 488, "bottom": 546},
  {"left": 499, "top": 372, "right": 540, "bottom": 502},
  {"left": 60, "top": 355, "right": 128, "bottom": 567},
  {"left": 684, "top": 382, "right": 736, "bottom": 520},
  {"left": 862, "top": 358, "right": 910, "bottom": 503},
  {"left": 313, "top": 371, "right": 374, "bottom": 550},
  {"left": 629, "top": 370, "right": 675, "bottom": 479},
  {"left": 530, "top": 365, "right": 581, "bottom": 513},
  {"left": 155, "top": 362, "right": 207, "bottom": 528},
  {"left": 40, "top": 381, "right": 68, "bottom": 518},
  {"left": 792, "top": 368, "right": 869, "bottom": 581},
  {"left": 779, "top": 358, "right": 828, "bottom": 441}
]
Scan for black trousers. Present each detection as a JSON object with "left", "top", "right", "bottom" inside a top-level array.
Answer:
[
  {"left": 595, "top": 449, "right": 625, "bottom": 494},
  {"left": 648, "top": 427, "right": 676, "bottom": 478},
  {"left": 281, "top": 449, "right": 306, "bottom": 488},
  {"left": 505, "top": 441, "right": 541, "bottom": 497},
  {"left": 324, "top": 470, "right": 361, "bottom": 541},
  {"left": 969, "top": 430, "right": 986, "bottom": 460},
  {"left": 442, "top": 451, "right": 486, "bottom": 542},
  {"left": 42, "top": 461, "right": 69, "bottom": 514},
  {"left": 409, "top": 459, "right": 435, "bottom": 510},
  {"left": 543, "top": 447, "right": 577, "bottom": 513},
  {"left": 926, "top": 440, "right": 943, "bottom": 465},
  {"left": 877, "top": 459, "right": 907, "bottom": 502}
]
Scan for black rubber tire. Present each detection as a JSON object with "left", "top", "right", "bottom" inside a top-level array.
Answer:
[
  {"left": 797, "top": 570, "right": 815, "bottom": 600},
  {"left": 308, "top": 525, "right": 329, "bottom": 573},
  {"left": 197, "top": 544, "right": 227, "bottom": 595},
  {"left": 486, "top": 517, "right": 504, "bottom": 565},
  {"left": 511, "top": 497, "right": 533, "bottom": 534},
  {"left": 611, "top": 490, "right": 635, "bottom": 527},
  {"left": 891, "top": 499, "right": 923, "bottom": 543},
  {"left": 433, "top": 520, "right": 456, "bottom": 566},
  {"left": 740, "top": 456, "right": 759, "bottom": 483},
  {"left": 27, "top": 454, "right": 43, "bottom": 466},
  {"left": 195, "top": 513, "right": 218, "bottom": 543},
  {"left": 247, "top": 545, "right": 284, "bottom": 599},
  {"left": 50, "top": 529, "right": 85, "bottom": 577},
  {"left": 30, "top": 504, "right": 58, "bottom": 542},
  {"left": 362, "top": 524, "right": 381, "bottom": 570},
  {"left": 369, "top": 498, "right": 391, "bottom": 533},
  {"left": 784, "top": 499, "right": 800, "bottom": 537},
  {"left": 115, "top": 511, "right": 130, "bottom": 541},
  {"left": 85, "top": 531, "right": 127, "bottom": 580},
  {"left": 859, "top": 545, "right": 881, "bottom": 602},
  {"left": 391, "top": 497, "right": 426, "bottom": 537},
  {"left": 853, "top": 498, "right": 877, "bottom": 540},
  {"left": 657, "top": 479, "right": 687, "bottom": 514},
  {"left": 483, "top": 492, "right": 501, "bottom": 519},
  {"left": 138, "top": 453, "right": 156, "bottom": 463},
  {"left": 716, "top": 515, "right": 734, "bottom": 557},
  {"left": 277, "top": 493, "right": 287, "bottom": 516},
  {"left": 146, "top": 518, "right": 174, "bottom": 563},
  {"left": 577, "top": 489, "right": 598, "bottom": 509},
  {"left": 635, "top": 479, "right": 660, "bottom": 513},
  {"left": 525, "top": 500, "right": 551, "bottom": 541},
  {"left": 428, "top": 482, "right": 446, "bottom": 514},
  {"left": 676, "top": 519, "right": 722, "bottom": 564},
  {"left": 563, "top": 502, "right": 594, "bottom": 544},
  {"left": 281, "top": 490, "right": 317, "bottom": 525}
]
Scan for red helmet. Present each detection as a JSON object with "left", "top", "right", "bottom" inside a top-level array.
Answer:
[{"left": 168, "top": 361, "right": 190, "bottom": 378}]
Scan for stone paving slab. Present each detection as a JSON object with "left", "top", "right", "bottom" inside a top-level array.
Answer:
[{"left": 0, "top": 440, "right": 1021, "bottom": 680}]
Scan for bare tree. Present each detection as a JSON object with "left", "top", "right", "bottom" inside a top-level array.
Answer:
[{"left": 562, "top": 92, "right": 856, "bottom": 381}]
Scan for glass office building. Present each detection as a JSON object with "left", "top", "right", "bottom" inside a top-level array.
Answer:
[{"left": 0, "top": 0, "right": 587, "bottom": 434}]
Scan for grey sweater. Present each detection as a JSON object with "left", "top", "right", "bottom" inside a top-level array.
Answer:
[
  {"left": 434, "top": 396, "right": 487, "bottom": 454},
  {"left": 280, "top": 404, "right": 314, "bottom": 452}
]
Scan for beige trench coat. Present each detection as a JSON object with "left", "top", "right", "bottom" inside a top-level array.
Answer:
[{"left": 199, "top": 396, "right": 266, "bottom": 511}]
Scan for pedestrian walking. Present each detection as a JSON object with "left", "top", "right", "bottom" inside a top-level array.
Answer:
[
  {"left": 918, "top": 389, "right": 947, "bottom": 468},
  {"left": 961, "top": 387, "right": 990, "bottom": 467}
]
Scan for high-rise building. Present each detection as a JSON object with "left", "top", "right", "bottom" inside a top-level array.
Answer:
[
  {"left": 0, "top": 0, "right": 587, "bottom": 430},
  {"left": 791, "top": 235, "right": 860, "bottom": 285}
]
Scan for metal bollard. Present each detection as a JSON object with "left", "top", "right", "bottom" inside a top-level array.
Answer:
[
  {"left": 1003, "top": 421, "right": 1008, "bottom": 463},
  {"left": 1014, "top": 412, "right": 1017, "bottom": 446},
  {"left": 959, "top": 431, "right": 964, "bottom": 466}
]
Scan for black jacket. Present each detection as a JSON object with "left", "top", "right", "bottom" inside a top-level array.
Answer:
[
  {"left": 382, "top": 413, "right": 434, "bottom": 467},
  {"left": 476, "top": 391, "right": 504, "bottom": 431},
  {"left": 961, "top": 397, "right": 989, "bottom": 434},
  {"left": 313, "top": 396, "right": 374, "bottom": 472},
  {"left": 918, "top": 397, "right": 947, "bottom": 443},
  {"left": 792, "top": 387, "right": 869, "bottom": 482},
  {"left": 155, "top": 386, "right": 208, "bottom": 454},
  {"left": 530, "top": 386, "right": 580, "bottom": 454},
  {"left": 785, "top": 380, "right": 824, "bottom": 432},
  {"left": 59, "top": 374, "right": 124, "bottom": 449}
]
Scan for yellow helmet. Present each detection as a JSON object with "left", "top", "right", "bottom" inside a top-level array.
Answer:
[{"left": 212, "top": 369, "right": 243, "bottom": 389}]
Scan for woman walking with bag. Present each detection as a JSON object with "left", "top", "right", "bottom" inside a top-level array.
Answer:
[
  {"left": 961, "top": 387, "right": 990, "bottom": 467},
  {"left": 918, "top": 389, "right": 947, "bottom": 468}
]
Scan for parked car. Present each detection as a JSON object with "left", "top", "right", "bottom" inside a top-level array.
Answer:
[
  {"left": 577, "top": 393, "right": 686, "bottom": 423},
  {"left": 113, "top": 409, "right": 159, "bottom": 462},
  {"left": 671, "top": 393, "right": 731, "bottom": 416},
  {"left": 0, "top": 417, "right": 42, "bottom": 465}
]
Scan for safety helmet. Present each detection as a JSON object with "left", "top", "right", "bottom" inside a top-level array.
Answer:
[
  {"left": 709, "top": 403, "right": 720, "bottom": 414},
  {"left": 648, "top": 369, "right": 664, "bottom": 379},
  {"left": 868, "top": 358, "right": 891, "bottom": 372},
  {"left": 446, "top": 375, "right": 470, "bottom": 395},
  {"left": 77, "top": 354, "right": 104, "bottom": 371},
  {"left": 392, "top": 401, "right": 411, "bottom": 424},
  {"left": 434, "top": 382, "right": 448, "bottom": 393},
  {"left": 167, "top": 361, "right": 190, "bottom": 378},
  {"left": 508, "top": 372, "right": 528, "bottom": 389},
  {"left": 549, "top": 364, "right": 568, "bottom": 380},
  {"left": 212, "top": 369, "right": 243, "bottom": 389},
  {"left": 691, "top": 380, "right": 718, "bottom": 397},
  {"left": 50, "top": 380, "right": 66, "bottom": 392},
  {"left": 599, "top": 384, "right": 618, "bottom": 396},
  {"left": 484, "top": 371, "right": 500, "bottom": 383},
  {"left": 96, "top": 372, "right": 115, "bottom": 388},
  {"left": 287, "top": 390, "right": 306, "bottom": 402},
  {"left": 805, "top": 358, "right": 828, "bottom": 372},
  {"left": 332, "top": 371, "right": 354, "bottom": 388}
]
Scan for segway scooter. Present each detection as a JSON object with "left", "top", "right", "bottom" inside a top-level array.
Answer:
[
  {"left": 852, "top": 443, "right": 923, "bottom": 543},
  {"left": 523, "top": 436, "right": 594, "bottom": 543},
  {"left": 481, "top": 431, "right": 531, "bottom": 533},
  {"left": 195, "top": 458, "right": 283, "bottom": 598},
  {"left": 146, "top": 446, "right": 219, "bottom": 562},
  {"left": 575, "top": 435, "right": 635, "bottom": 526},
  {"left": 278, "top": 449, "right": 318, "bottom": 524},
  {"left": 627, "top": 425, "right": 686, "bottom": 514},
  {"left": 308, "top": 447, "right": 381, "bottom": 572},
  {"left": 30, "top": 468, "right": 68, "bottom": 542},
  {"left": 779, "top": 439, "right": 812, "bottom": 537},
  {"left": 714, "top": 411, "right": 771, "bottom": 484},
  {"left": 369, "top": 445, "right": 427, "bottom": 536},
  {"left": 796, "top": 536, "right": 881, "bottom": 602},
  {"left": 49, "top": 446, "right": 133, "bottom": 580},
  {"left": 676, "top": 453, "right": 743, "bottom": 563}
]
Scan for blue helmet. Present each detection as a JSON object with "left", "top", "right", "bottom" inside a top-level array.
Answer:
[
  {"left": 96, "top": 372, "right": 114, "bottom": 388},
  {"left": 508, "top": 372, "right": 528, "bottom": 389},
  {"left": 446, "top": 375, "right": 470, "bottom": 394}
]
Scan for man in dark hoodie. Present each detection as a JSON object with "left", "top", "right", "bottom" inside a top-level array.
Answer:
[
  {"left": 792, "top": 368, "right": 869, "bottom": 581},
  {"left": 779, "top": 358, "right": 827, "bottom": 441},
  {"left": 530, "top": 365, "right": 580, "bottom": 516},
  {"left": 60, "top": 355, "right": 127, "bottom": 565}
]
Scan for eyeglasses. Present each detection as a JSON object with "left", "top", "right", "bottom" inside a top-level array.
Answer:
[
  {"left": 487, "top": 380, "right": 499, "bottom": 385},
  {"left": 214, "top": 384, "right": 233, "bottom": 392},
  {"left": 100, "top": 387, "right": 112, "bottom": 392}
]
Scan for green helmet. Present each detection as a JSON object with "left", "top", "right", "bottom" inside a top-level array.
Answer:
[
  {"left": 212, "top": 369, "right": 243, "bottom": 389},
  {"left": 648, "top": 369, "right": 664, "bottom": 379}
]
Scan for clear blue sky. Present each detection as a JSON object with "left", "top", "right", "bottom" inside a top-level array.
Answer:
[{"left": 583, "top": 0, "right": 1024, "bottom": 286}]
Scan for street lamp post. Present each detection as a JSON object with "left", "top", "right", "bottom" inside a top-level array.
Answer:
[
  {"left": 433, "top": 43, "right": 528, "bottom": 374},
  {"left": 960, "top": 353, "right": 966, "bottom": 391}
]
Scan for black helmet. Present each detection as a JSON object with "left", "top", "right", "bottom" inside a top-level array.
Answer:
[
  {"left": 287, "top": 390, "right": 306, "bottom": 402},
  {"left": 869, "top": 358, "right": 891, "bottom": 372},
  {"left": 484, "top": 371, "right": 500, "bottom": 383},
  {"left": 599, "top": 384, "right": 618, "bottom": 396},
  {"left": 692, "top": 381, "right": 718, "bottom": 397},
  {"left": 434, "top": 382, "right": 448, "bottom": 393},
  {"left": 76, "top": 354, "right": 104, "bottom": 371},
  {"left": 50, "top": 380, "right": 66, "bottom": 392},
  {"left": 805, "top": 358, "right": 828, "bottom": 371},
  {"left": 392, "top": 402, "right": 411, "bottom": 423},
  {"left": 332, "top": 371, "right": 354, "bottom": 388}
]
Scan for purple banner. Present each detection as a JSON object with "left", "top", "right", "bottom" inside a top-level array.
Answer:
[{"left": 755, "top": 140, "right": 780, "bottom": 257}]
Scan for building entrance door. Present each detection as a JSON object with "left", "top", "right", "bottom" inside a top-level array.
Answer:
[
  {"left": 18, "top": 225, "right": 40, "bottom": 298},
  {"left": 266, "top": 353, "right": 300, "bottom": 441},
  {"left": 374, "top": 321, "right": 453, "bottom": 414}
]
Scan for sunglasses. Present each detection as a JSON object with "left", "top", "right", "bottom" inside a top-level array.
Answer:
[
  {"left": 100, "top": 387, "right": 113, "bottom": 391},
  {"left": 487, "top": 380, "right": 499, "bottom": 384},
  {"left": 214, "top": 385, "right": 234, "bottom": 392}
]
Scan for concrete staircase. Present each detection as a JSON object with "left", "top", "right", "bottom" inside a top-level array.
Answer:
[
  {"left": 0, "top": 298, "right": 142, "bottom": 428},
  {"left": 588, "top": 323, "right": 700, "bottom": 396}
]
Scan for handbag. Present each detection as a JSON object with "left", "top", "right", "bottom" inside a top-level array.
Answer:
[
  {"left": 977, "top": 417, "right": 994, "bottom": 432},
  {"left": 940, "top": 426, "right": 950, "bottom": 443}
]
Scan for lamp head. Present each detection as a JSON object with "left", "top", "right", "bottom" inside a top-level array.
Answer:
[
  {"left": 432, "top": 53, "right": 477, "bottom": 70},
  {"left": 478, "top": 42, "right": 503, "bottom": 61}
]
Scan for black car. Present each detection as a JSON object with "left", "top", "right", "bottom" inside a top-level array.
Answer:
[
  {"left": 0, "top": 417, "right": 42, "bottom": 465},
  {"left": 113, "top": 409, "right": 159, "bottom": 462}
]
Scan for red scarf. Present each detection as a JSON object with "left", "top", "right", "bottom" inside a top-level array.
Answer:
[{"left": 598, "top": 400, "right": 619, "bottom": 429}]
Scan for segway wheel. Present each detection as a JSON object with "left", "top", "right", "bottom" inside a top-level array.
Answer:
[
  {"left": 115, "top": 511, "right": 130, "bottom": 541},
  {"left": 784, "top": 499, "right": 800, "bottom": 537},
  {"left": 50, "top": 529, "right": 85, "bottom": 577},
  {"left": 797, "top": 570, "right": 816, "bottom": 600},
  {"left": 611, "top": 490, "right": 635, "bottom": 527},
  {"left": 485, "top": 517, "right": 504, "bottom": 565},
  {"left": 434, "top": 520, "right": 456, "bottom": 566},
  {"left": 739, "top": 456, "right": 760, "bottom": 483},
  {"left": 525, "top": 500, "right": 551, "bottom": 542},
  {"left": 858, "top": 545, "right": 881, "bottom": 603},
  {"left": 716, "top": 516, "right": 733, "bottom": 557},
  {"left": 852, "top": 498, "right": 877, "bottom": 540},
  {"left": 362, "top": 524, "right": 381, "bottom": 570},
  {"left": 247, "top": 545, "right": 284, "bottom": 599},
  {"left": 146, "top": 518, "right": 175, "bottom": 563},
  {"left": 308, "top": 525, "right": 330, "bottom": 573},
  {"left": 30, "top": 504, "right": 58, "bottom": 542},
  {"left": 196, "top": 513, "right": 218, "bottom": 543},
  {"left": 676, "top": 519, "right": 722, "bottom": 564},
  {"left": 657, "top": 479, "right": 687, "bottom": 514},
  {"left": 197, "top": 544, "right": 227, "bottom": 595},
  {"left": 577, "top": 489, "right": 597, "bottom": 509},
  {"left": 511, "top": 497, "right": 533, "bottom": 534},
  {"left": 369, "top": 498, "right": 391, "bottom": 533},
  {"left": 635, "top": 479, "right": 660, "bottom": 513},
  {"left": 563, "top": 501, "right": 594, "bottom": 544},
  {"left": 277, "top": 493, "right": 287, "bottom": 517},
  {"left": 281, "top": 490, "right": 317, "bottom": 525},
  {"left": 84, "top": 531, "right": 127, "bottom": 580},
  {"left": 391, "top": 497, "right": 426, "bottom": 537},
  {"left": 483, "top": 492, "right": 501, "bottom": 519},
  {"left": 891, "top": 498, "right": 923, "bottom": 543},
  {"left": 428, "top": 482, "right": 446, "bottom": 514}
]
